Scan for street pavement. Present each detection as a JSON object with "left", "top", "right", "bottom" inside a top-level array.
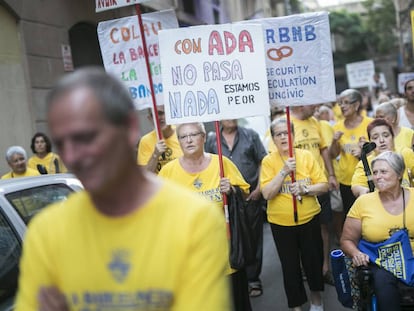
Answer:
[{"left": 250, "top": 222, "right": 350, "bottom": 311}]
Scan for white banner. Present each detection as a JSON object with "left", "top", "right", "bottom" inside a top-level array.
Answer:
[
  {"left": 159, "top": 23, "right": 269, "bottom": 124},
  {"left": 398, "top": 72, "right": 414, "bottom": 94},
  {"left": 97, "top": 10, "right": 178, "bottom": 110},
  {"left": 95, "top": 0, "right": 149, "bottom": 12},
  {"left": 346, "top": 60, "right": 375, "bottom": 89},
  {"left": 243, "top": 11, "right": 336, "bottom": 107}
]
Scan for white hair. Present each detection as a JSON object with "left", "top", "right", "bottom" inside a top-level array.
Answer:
[{"left": 6, "top": 146, "right": 27, "bottom": 162}]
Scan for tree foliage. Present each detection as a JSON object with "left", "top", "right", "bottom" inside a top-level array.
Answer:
[
  {"left": 329, "top": 10, "right": 368, "bottom": 65},
  {"left": 329, "top": 2, "right": 398, "bottom": 67},
  {"left": 362, "top": 0, "right": 397, "bottom": 55}
]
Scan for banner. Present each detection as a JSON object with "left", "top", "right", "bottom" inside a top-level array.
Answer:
[
  {"left": 95, "top": 0, "right": 149, "bottom": 12},
  {"left": 346, "top": 60, "right": 375, "bottom": 89},
  {"left": 97, "top": 10, "right": 178, "bottom": 110},
  {"left": 158, "top": 23, "right": 269, "bottom": 124},
  {"left": 398, "top": 72, "right": 414, "bottom": 95},
  {"left": 243, "top": 11, "right": 336, "bottom": 107}
]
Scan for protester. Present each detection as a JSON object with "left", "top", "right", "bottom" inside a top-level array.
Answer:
[
  {"left": 351, "top": 118, "right": 414, "bottom": 197},
  {"left": 315, "top": 104, "right": 335, "bottom": 124},
  {"left": 159, "top": 121, "right": 252, "bottom": 311},
  {"left": 263, "top": 105, "right": 285, "bottom": 153},
  {"left": 290, "top": 105, "right": 338, "bottom": 285},
  {"left": 260, "top": 117, "right": 328, "bottom": 311},
  {"left": 342, "top": 151, "right": 414, "bottom": 311},
  {"left": 27, "top": 132, "right": 67, "bottom": 174},
  {"left": 375, "top": 101, "right": 414, "bottom": 150},
  {"left": 314, "top": 105, "right": 345, "bottom": 244},
  {"left": 205, "top": 119, "right": 267, "bottom": 297},
  {"left": 137, "top": 105, "right": 182, "bottom": 173},
  {"left": 1, "top": 146, "right": 40, "bottom": 179},
  {"left": 15, "top": 67, "right": 231, "bottom": 311},
  {"left": 328, "top": 89, "right": 373, "bottom": 235},
  {"left": 398, "top": 79, "right": 414, "bottom": 129}
]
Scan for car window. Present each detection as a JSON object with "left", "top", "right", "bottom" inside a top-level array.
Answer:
[
  {"left": 5, "top": 184, "right": 74, "bottom": 223},
  {"left": 0, "top": 211, "right": 21, "bottom": 304}
]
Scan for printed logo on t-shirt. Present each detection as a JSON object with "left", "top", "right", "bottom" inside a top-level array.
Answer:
[
  {"left": 193, "top": 178, "right": 202, "bottom": 189},
  {"left": 108, "top": 249, "right": 131, "bottom": 283}
]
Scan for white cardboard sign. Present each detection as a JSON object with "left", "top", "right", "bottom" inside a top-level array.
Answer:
[
  {"left": 346, "top": 60, "right": 375, "bottom": 89},
  {"left": 243, "top": 11, "right": 336, "bottom": 107},
  {"left": 95, "top": 0, "right": 149, "bottom": 12},
  {"left": 159, "top": 23, "right": 270, "bottom": 124},
  {"left": 97, "top": 10, "right": 178, "bottom": 110}
]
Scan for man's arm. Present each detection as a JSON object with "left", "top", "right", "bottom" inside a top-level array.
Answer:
[{"left": 321, "top": 147, "right": 338, "bottom": 190}]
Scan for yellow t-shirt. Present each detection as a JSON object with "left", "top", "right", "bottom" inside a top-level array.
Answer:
[
  {"left": 28, "top": 152, "right": 67, "bottom": 174},
  {"left": 292, "top": 116, "right": 327, "bottom": 172},
  {"left": 1, "top": 167, "right": 40, "bottom": 179},
  {"left": 332, "top": 103, "right": 344, "bottom": 123},
  {"left": 159, "top": 154, "right": 250, "bottom": 209},
  {"left": 395, "top": 126, "right": 414, "bottom": 151},
  {"left": 352, "top": 148, "right": 414, "bottom": 189},
  {"left": 137, "top": 129, "right": 183, "bottom": 173},
  {"left": 260, "top": 148, "right": 327, "bottom": 226},
  {"left": 348, "top": 189, "right": 414, "bottom": 251},
  {"left": 332, "top": 116, "right": 373, "bottom": 185},
  {"left": 15, "top": 182, "right": 231, "bottom": 311},
  {"left": 319, "top": 120, "right": 340, "bottom": 176}
]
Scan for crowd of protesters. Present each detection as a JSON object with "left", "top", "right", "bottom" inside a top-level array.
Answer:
[{"left": 5, "top": 68, "right": 414, "bottom": 311}]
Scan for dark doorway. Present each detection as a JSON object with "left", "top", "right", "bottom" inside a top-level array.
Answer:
[{"left": 69, "top": 22, "right": 103, "bottom": 68}]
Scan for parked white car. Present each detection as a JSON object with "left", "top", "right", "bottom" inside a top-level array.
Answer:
[{"left": 0, "top": 174, "right": 82, "bottom": 311}]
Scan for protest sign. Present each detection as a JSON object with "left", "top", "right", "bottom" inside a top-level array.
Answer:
[
  {"left": 398, "top": 72, "right": 414, "bottom": 94},
  {"left": 346, "top": 60, "right": 375, "bottom": 89},
  {"left": 159, "top": 23, "right": 269, "bottom": 124},
  {"left": 243, "top": 11, "right": 336, "bottom": 107},
  {"left": 95, "top": 0, "right": 149, "bottom": 12},
  {"left": 97, "top": 9, "right": 178, "bottom": 110}
]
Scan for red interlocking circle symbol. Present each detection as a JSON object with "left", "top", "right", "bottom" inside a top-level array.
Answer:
[{"left": 267, "top": 46, "right": 293, "bottom": 61}]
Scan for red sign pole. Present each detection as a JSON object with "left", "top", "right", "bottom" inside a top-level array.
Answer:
[
  {"left": 285, "top": 106, "right": 298, "bottom": 223},
  {"left": 134, "top": 4, "right": 162, "bottom": 140},
  {"left": 214, "top": 121, "right": 230, "bottom": 238}
]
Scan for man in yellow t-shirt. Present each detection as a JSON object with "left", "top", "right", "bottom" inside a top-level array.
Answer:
[
  {"left": 15, "top": 68, "right": 230, "bottom": 311},
  {"left": 1, "top": 146, "right": 40, "bottom": 179},
  {"left": 137, "top": 105, "right": 182, "bottom": 173}
]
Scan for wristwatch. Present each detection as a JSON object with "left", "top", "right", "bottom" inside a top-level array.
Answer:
[{"left": 303, "top": 185, "right": 309, "bottom": 195}]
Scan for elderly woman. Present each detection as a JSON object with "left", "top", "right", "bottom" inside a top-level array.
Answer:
[
  {"left": 28, "top": 132, "right": 67, "bottom": 174},
  {"left": 351, "top": 118, "right": 414, "bottom": 197},
  {"left": 341, "top": 151, "right": 414, "bottom": 311},
  {"left": 329, "top": 89, "right": 373, "bottom": 232},
  {"left": 1, "top": 146, "right": 40, "bottom": 179},
  {"left": 260, "top": 117, "right": 328, "bottom": 311},
  {"left": 159, "top": 122, "right": 251, "bottom": 311},
  {"left": 375, "top": 101, "right": 414, "bottom": 151}
]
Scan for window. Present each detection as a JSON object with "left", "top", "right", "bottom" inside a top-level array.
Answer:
[
  {"left": 0, "top": 211, "right": 21, "bottom": 304},
  {"left": 6, "top": 184, "right": 74, "bottom": 223}
]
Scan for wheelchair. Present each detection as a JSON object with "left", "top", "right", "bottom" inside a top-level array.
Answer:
[
  {"left": 355, "top": 266, "right": 414, "bottom": 311},
  {"left": 331, "top": 250, "right": 414, "bottom": 311}
]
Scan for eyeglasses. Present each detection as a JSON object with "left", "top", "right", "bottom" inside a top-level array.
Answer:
[
  {"left": 273, "top": 131, "right": 289, "bottom": 138},
  {"left": 178, "top": 132, "right": 204, "bottom": 141},
  {"left": 339, "top": 99, "right": 357, "bottom": 106}
]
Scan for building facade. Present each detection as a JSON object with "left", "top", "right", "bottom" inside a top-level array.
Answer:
[{"left": 0, "top": 0, "right": 288, "bottom": 174}]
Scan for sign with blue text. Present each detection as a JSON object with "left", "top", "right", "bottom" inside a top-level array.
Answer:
[
  {"left": 97, "top": 10, "right": 178, "bottom": 110},
  {"left": 243, "top": 11, "right": 336, "bottom": 107},
  {"left": 95, "top": 0, "right": 149, "bottom": 12},
  {"left": 158, "top": 23, "right": 269, "bottom": 124}
]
